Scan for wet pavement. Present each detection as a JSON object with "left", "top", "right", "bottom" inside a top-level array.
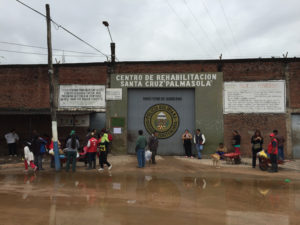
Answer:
[{"left": 0, "top": 156, "right": 300, "bottom": 225}]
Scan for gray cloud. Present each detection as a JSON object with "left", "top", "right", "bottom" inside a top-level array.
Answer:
[{"left": 0, "top": 0, "right": 299, "bottom": 64}]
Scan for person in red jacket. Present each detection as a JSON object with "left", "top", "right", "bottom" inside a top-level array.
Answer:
[
  {"left": 268, "top": 133, "right": 278, "bottom": 173},
  {"left": 86, "top": 133, "right": 98, "bottom": 170}
]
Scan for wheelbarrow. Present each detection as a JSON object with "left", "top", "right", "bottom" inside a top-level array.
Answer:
[
  {"left": 223, "top": 152, "right": 241, "bottom": 164},
  {"left": 257, "top": 150, "right": 284, "bottom": 171}
]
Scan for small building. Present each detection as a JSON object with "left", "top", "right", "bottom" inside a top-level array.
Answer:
[{"left": 0, "top": 58, "right": 299, "bottom": 158}]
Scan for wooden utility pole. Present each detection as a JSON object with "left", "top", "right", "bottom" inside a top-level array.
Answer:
[{"left": 46, "top": 4, "right": 60, "bottom": 171}]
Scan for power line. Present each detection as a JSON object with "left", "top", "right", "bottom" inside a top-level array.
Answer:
[
  {"left": 182, "top": 0, "right": 219, "bottom": 53},
  {"left": 218, "top": 0, "right": 242, "bottom": 56},
  {"left": 200, "top": 0, "right": 232, "bottom": 56},
  {"left": 0, "top": 41, "right": 103, "bottom": 55},
  {"left": 165, "top": 0, "right": 212, "bottom": 58},
  {"left": 16, "top": 0, "right": 109, "bottom": 60},
  {"left": 0, "top": 49, "right": 106, "bottom": 58}
]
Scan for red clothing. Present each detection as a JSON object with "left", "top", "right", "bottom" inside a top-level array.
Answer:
[
  {"left": 48, "top": 141, "right": 54, "bottom": 150},
  {"left": 268, "top": 138, "right": 278, "bottom": 155},
  {"left": 24, "top": 160, "right": 36, "bottom": 170},
  {"left": 234, "top": 146, "right": 240, "bottom": 154},
  {"left": 87, "top": 137, "right": 98, "bottom": 153}
]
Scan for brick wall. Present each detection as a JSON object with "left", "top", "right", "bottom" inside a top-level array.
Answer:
[
  {"left": 0, "top": 65, "right": 49, "bottom": 109},
  {"left": 0, "top": 63, "right": 107, "bottom": 111},
  {"left": 289, "top": 62, "right": 300, "bottom": 108},
  {"left": 224, "top": 114, "right": 287, "bottom": 157},
  {"left": 0, "top": 59, "right": 299, "bottom": 157}
]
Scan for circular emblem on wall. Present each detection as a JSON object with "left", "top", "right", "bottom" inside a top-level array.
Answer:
[{"left": 144, "top": 104, "right": 179, "bottom": 139}]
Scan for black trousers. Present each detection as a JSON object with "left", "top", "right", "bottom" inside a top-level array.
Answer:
[
  {"left": 151, "top": 149, "right": 157, "bottom": 164},
  {"left": 252, "top": 148, "right": 259, "bottom": 167},
  {"left": 87, "top": 152, "right": 96, "bottom": 168},
  {"left": 184, "top": 142, "right": 192, "bottom": 157},
  {"left": 8, "top": 143, "right": 17, "bottom": 155},
  {"left": 270, "top": 153, "right": 278, "bottom": 172},
  {"left": 99, "top": 151, "right": 110, "bottom": 168}
]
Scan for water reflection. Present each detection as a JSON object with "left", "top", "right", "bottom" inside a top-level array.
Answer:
[{"left": 0, "top": 171, "right": 299, "bottom": 225}]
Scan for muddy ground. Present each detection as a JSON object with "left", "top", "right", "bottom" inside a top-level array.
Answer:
[{"left": 0, "top": 156, "right": 299, "bottom": 225}]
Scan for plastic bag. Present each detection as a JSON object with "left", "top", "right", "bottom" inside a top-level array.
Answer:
[{"left": 145, "top": 150, "right": 152, "bottom": 161}]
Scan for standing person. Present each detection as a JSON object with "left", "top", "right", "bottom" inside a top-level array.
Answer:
[
  {"left": 193, "top": 129, "right": 206, "bottom": 159},
  {"left": 148, "top": 131, "right": 159, "bottom": 164},
  {"left": 32, "top": 134, "right": 47, "bottom": 171},
  {"left": 85, "top": 128, "right": 92, "bottom": 144},
  {"left": 86, "top": 133, "right": 98, "bottom": 170},
  {"left": 136, "top": 130, "right": 147, "bottom": 168},
  {"left": 251, "top": 130, "right": 264, "bottom": 168},
  {"left": 65, "top": 133, "right": 80, "bottom": 172},
  {"left": 232, "top": 130, "right": 241, "bottom": 154},
  {"left": 273, "top": 129, "right": 285, "bottom": 161},
  {"left": 98, "top": 133, "right": 112, "bottom": 171},
  {"left": 268, "top": 133, "right": 278, "bottom": 173},
  {"left": 23, "top": 141, "right": 37, "bottom": 172},
  {"left": 38, "top": 136, "right": 47, "bottom": 170},
  {"left": 4, "top": 129, "right": 19, "bottom": 157},
  {"left": 182, "top": 129, "right": 193, "bottom": 158}
]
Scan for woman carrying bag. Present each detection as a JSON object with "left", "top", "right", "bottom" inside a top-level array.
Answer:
[{"left": 251, "top": 130, "right": 263, "bottom": 168}]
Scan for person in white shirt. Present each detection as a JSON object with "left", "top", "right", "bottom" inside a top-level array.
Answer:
[
  {"left": 193, "top": 129, "right": 206, "bottom": 159},
  {"left": 23, "top": 141, "right": 37, "bottom": 172},
  {"left": 4, "top": 129, "right": 19, "bottom": 156}
]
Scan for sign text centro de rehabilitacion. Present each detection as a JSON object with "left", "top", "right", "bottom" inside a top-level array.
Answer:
[{"left": 115, "top": 73, "right": 218, "bottom": 87}]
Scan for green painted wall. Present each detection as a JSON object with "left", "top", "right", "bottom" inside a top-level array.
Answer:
[{"left": 107, "top": 73, "right": 223, "bottom": 155}]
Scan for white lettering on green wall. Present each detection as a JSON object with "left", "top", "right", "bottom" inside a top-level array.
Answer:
[{"left": 114, "top": 73, "right": 217, "bottom": 88}]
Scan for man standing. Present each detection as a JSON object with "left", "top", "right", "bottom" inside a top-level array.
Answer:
[
  {"left": 4, "top": 129, "right": 19, "bottom": 156},
  {"left": 86, "top": 133, "right": 98, "bottom": 170},
  {"left": 136, "top": 130, "right": 147, "bottom": 168},
  {"left": 273, "top": 129, "right": 285, "bottom": 161},
  {"left": 193, "top": 129, "right": 206, "bottom": 159},
  {"left": 268, "top": 133, "right": 278, "bottom": 173},
  {"left": 148, "top": 131, "right": 159, "bottom": 164}
]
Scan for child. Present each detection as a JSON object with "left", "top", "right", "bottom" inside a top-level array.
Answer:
[
  {"left": 216, "top": 143, "right": 227, "bottom": 159},
  {"left": 24, "top": 141, "right": 37, "bottom": 172},
  {"left": 98, "top": 133, "right": 112, "bottom": 171}
]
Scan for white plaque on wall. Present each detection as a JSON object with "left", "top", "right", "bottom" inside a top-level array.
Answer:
[
  {"left": 224, "top": 81, "right": 286, "bottom": 114},
  {"left": 106, "top": 88, "right": 122, "bottom": 100},
  {"left": 59, "top": 85, "right": 105, "bottom": 108}
]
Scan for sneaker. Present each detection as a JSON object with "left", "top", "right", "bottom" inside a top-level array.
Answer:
[
  {"left": 98, "top": 168, "right": 104, "bottom": 171},
  {"left": 108, "top": 165, "right": 112, "bottom": 170}
]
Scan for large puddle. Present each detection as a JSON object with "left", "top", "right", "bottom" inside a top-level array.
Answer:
[{"left": 0, "top": 161, "right": 300, "bottom": 225}]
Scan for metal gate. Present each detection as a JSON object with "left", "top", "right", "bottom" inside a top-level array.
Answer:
[
  {"left": 292, "top": 114, "right": 300, "bottom": 159},
  {"left": 127, "top": 88, "right": 195, "bottom": 155}
]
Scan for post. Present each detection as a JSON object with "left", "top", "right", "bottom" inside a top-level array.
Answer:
[
  {"left": 110, "top": 42, "right": 115, "bottom": 64},
  {"left": 46, "top": 4, "right": 60, "bottom": 171}
]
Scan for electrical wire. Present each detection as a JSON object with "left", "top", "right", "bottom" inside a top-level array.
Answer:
[
  {"left": 166, "top": 0, "right": 212, "bottom": 58},
  {"left": 0, "top": 41, "right": 103, "bottom": 55},
  {"left": 0, "top": 49, "right": 106, "bottom": 58},
  {"left": 200, "top": 0, "right": 232, "bottom": 56},
  {"left": 218, "top": 0, "right": 242, "bottom": 56},
  {"left": 182, "top": 0, "right": 219, "bottom": 54},
  {"left": 16, "top": 0, "right": 109, "bottom": 60}
]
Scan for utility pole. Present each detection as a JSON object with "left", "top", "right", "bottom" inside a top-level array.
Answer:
[{"left": 46, "top": 4, "right": 60, "bottom": 171}]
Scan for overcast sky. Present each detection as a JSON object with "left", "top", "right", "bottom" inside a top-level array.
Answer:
[{"left": 0, "top": 0, "right": 299, "bottom": 64}]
